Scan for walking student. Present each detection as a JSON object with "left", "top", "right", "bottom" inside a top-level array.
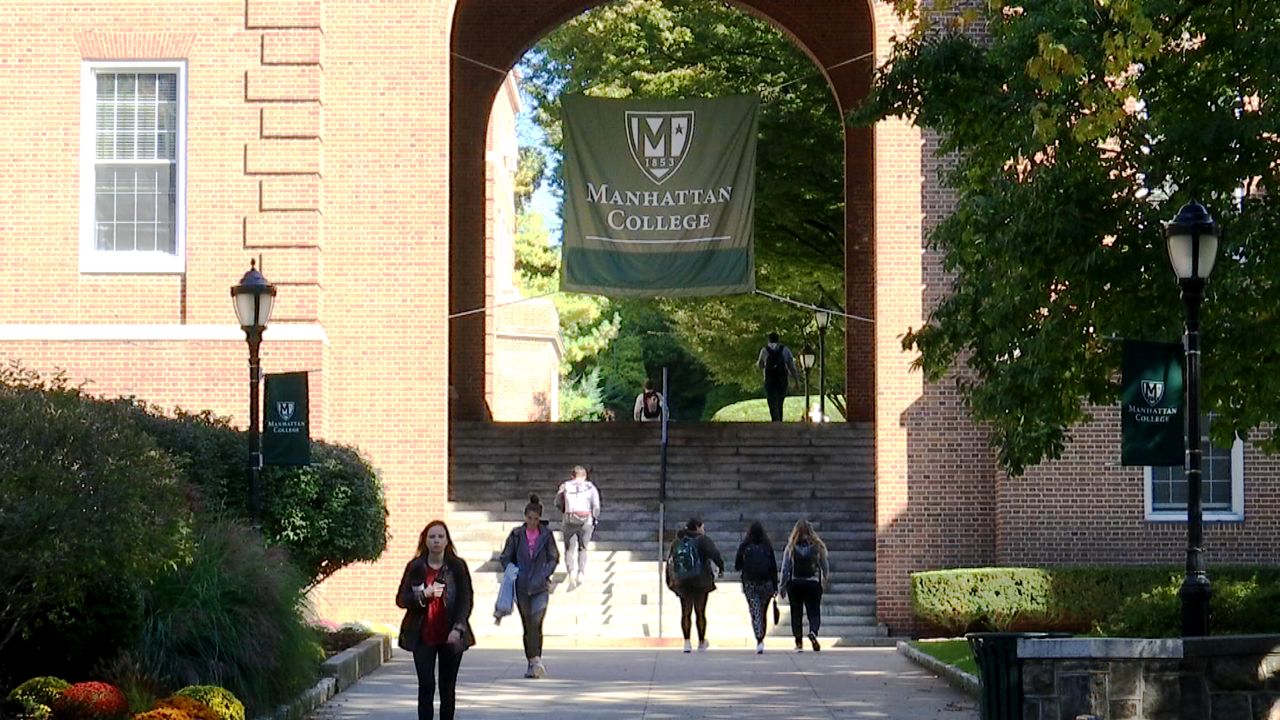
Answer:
[
  {"left": 755, "top": 332, "right": 799, "bottom": 422},
  {"left": 734, "top": 521, "right": 779, "bottom": 654},
  {"left": 555, "top": 465, "right": 601, "bottom": 590},
  {"left": 396, "top": 520, "right": 475, "bottom": 720},
  {"left": 632, "top": 379, "right": 667, "bottom": 422},
  {"left": 499, "top": 493, "right": 561, "bottom": 678},
  {"left": 780, "top": 519, "right": 830, "bottom": 652},
  {"left": 665, "top": 517, "right": 725, "bottom": 652}
]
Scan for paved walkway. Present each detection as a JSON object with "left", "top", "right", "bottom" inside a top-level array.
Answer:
[{"left": 309, "top": 647, "right": 978, "bottom": 719}]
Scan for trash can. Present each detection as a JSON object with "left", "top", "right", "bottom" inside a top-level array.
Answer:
[{"left": 966, "top": 632, "right": 1071, "bottom": 720}]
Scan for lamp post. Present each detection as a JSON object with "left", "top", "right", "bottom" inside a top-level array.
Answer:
[
  {"left": 231, "top": 260, "right": 277, "bottom": 527},
  {"left": 799, "top": 344, "right": 815, "bottom": 422},
  {"left": 1165, "top": 200, "right": 1219, "bottom": 637},
  {"left": 815, "top": 308, "right": 830, "bottom": 422}
]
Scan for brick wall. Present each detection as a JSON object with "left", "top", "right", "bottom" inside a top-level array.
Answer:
[{"left": 1000, "top": 406, "right": 1280, "bottom": 565}]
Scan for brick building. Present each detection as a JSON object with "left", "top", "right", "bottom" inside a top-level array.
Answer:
[{"left": 0, "top": 0, "right": 1274, "bottom": 634}]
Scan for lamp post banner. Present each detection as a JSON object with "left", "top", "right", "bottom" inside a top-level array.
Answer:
[
  {"left": 264, "top": 371, "right": 310, "bottom": 466},
  {"left": 559, "top": 94, "right": 758, "bottom": 297},
  {"left": 1120, "top": 339, "right": 1185, "bottom": 466}
]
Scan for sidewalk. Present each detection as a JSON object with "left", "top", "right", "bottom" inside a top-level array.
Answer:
[{"left": 308, "top": 646, "right": 977, "bottom": 719}]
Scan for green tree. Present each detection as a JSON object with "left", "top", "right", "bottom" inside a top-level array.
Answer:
[
  {"left": 852, "top": 0, "right": 1280, "bottom": 473},
  {"left": 522, "top": 0, "right": 847, "bottom": 402},
  {"left": 514, "top": 209, "right": 618, "bottom": 418}
]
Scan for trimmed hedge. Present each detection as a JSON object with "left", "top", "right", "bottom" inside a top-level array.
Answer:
[{"left": 912, "top": 566, "right": 1280, "bottom": 636}]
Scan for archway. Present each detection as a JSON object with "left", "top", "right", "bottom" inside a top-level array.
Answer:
[{"left": 448, "top": 0, "right": 876, "bottom": 423}]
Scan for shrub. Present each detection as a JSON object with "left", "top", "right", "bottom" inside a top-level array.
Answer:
[
  {"left": 0, "top": 366, "right": 189, "bottom": 683},
  {"left": 49, "top": 682, "right": 128, "bottom": 720},
  {"left": 261, "top": 443, "right": 388, "bottom": 586},
  {"left": 912, "top": 566, "right": 1280, "bottom": 636},
  {"left": 153, "top": 695, "right": 219, "bottom": 720},
  {"left": 124, "top": 401, "right": 388, "bottom": 584},
  {"left": 172, "top": 687, "right": 243, "bottom": 720},
  {"left": 139, "top": 522, "right": 321, "bottom": 716},
  {"left": 94, "top": 653, "right": 165, "bottom": 714},
  {"left": 132, "top": 709, "right": 191, "bottom": 720},
  {"left": 5, "top": 676, "right": 70, "bottom": 718}
]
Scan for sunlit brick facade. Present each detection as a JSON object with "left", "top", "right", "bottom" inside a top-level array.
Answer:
[{"left": 1, "top": 0, "right": 1274, "bottom": 634}]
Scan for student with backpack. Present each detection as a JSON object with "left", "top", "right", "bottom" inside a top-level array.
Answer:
[
  {"left": 665, "top": 517, "right": 725, "bottom": 652},
  {"left": 498, "top": 494, "right": 560, "bottom": 678},
  {"left": 554, "top": 465, "right": 601, "bottom": 590},
  {"left": 734, "top": 521, "right": 779, "bottom": 654},
  {"left": 755, "top": 332, "right": 799, "bottom": 422},
  {"left": 780, "top": 519, "right": 830, "bottom": 652},
  {"left": 632, "top": 379, "right": 667, "bottom": 422}
]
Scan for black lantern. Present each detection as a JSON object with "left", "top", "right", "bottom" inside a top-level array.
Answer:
[
  {"left": 1164, "top": 201, "right": 1219, "bottom": 637},
  {"left": 230, "top": 260, "right": 277, "bottom": 526}
]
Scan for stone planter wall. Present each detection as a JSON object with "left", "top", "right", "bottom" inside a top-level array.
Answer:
[{"left": 1019, "top": 636, "right": 1280, "bottom": 720}]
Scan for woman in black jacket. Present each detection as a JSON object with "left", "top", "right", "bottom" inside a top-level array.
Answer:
[
  {"left": 665, "top": 517, "right": 725, "bottom": 653},
  {"left": 396, "top": 520, "right": 474, "bottom": 720},
  {"left": 734, "top": 521, "right": 779, "bottom": 654},
  {"left": 499, "top": 493, "right": 561, "bottom": 678}
]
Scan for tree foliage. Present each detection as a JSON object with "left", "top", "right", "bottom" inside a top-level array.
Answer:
[
  {"left": 522, "top": 0, "right": 847, "bottom": 399},
  {"left": 853, "top": 0, "right": 1280, "bottom": 473}
]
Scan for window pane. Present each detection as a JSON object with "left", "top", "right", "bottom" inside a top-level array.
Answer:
[
  {"left": 95, "top": 222, "right": 114, "bottom": 251},
  {"left": 136, "top": 223, "right": 156, "bottom": 252},
  {"left": 114, "top": 221, "right": 136, "bottom": 251},
  {"left": 92, "top": 69, "right": 180, "bottom": 258},
  {"left": 138, "top": 74, "right": 156, "bottom": 102},
  {"left": 156, "top": 223, "right": 174, "bottom": 254},
  {"left": 116, "top": 74, "right": 136, "bottom": 101}
]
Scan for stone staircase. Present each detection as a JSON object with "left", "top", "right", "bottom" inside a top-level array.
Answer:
[{"left": 447, "top": 422, "right": 886, "bottom": 647}]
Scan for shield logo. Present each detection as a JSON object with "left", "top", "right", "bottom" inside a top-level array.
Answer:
[
  {"left": 625, "top": 111, "right": 694, "bottom": 185},
  {"left": 276, "top": 401, "right": 295, "bottom": 421},
  {"left": 1141, "top": 380, "right": 1165, "bottom": 407}
]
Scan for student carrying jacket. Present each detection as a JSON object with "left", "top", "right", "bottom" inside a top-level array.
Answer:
[{"left": 499, "top": 493, "right": 560, "bottom": 678}]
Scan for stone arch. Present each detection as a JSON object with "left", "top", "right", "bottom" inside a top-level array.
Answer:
[{"left": 448, "top": 0, "right": 875, "bottom": 422}]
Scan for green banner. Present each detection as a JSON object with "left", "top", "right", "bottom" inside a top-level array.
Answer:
[
  {"left": 1120, "top": 340, "right": 1185, "bottom": 466},
  {"left": 264, "top": 372, "right": 310, "bottom": 466},
  {"left": 560, "top": 94, "right": 758, "bottom": 297}
]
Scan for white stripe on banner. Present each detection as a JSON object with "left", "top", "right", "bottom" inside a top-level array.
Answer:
[{"left": 584, "top": 235, "right": 732, "bottom": 245}]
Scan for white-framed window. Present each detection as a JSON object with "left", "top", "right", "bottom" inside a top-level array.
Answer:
[
  {"left": 80, "top": 61, "right": 186, "bottom": 274},
  {"left": 1145, "top": 414, "right": 1244, "bottom": 522}
]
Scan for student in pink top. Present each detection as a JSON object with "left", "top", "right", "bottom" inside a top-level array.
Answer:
[{"left": 498, "top": 493, "right": 560, "bottom": 678}]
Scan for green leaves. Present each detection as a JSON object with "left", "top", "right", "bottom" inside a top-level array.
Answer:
[{"left": 855, "top": 0, "right": 1280, "bottom": 474}]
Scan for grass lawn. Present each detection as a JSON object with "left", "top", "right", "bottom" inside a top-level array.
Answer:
[
  {"left": 710, "top": 396, "right": 846, "bottom": 422},
  {"left": 911, "top": 639, "right": 978, "bottom": 676}
]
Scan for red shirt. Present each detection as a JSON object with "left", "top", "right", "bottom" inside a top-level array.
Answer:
[{"left": 419, "top": 565, "right": 448, "bottom": 645}]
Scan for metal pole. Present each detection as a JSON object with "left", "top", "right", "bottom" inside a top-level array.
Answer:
[
  {"left": 818, "top": 325, "right": 827, "bottom": 421},
  {"left": 802, "top": 366, "right": 810, "bottom": 423},
  {"left": 247, "top": 328, "right": 263, "bottom": 528},
  {"left": 658, "top": 366, "right": 670, "bottom": 637},
  {"left": 1180, "top": 277, "right": 1211, "bottom": 636}
]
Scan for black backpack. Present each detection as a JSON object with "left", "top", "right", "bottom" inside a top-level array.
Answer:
[
  {"left": 641, "top": 390, "right": 662, "bottom": 419},
  {"left": 741, "top": 542, "right": 773, "bottom": 582},
  {"left": 764, "top": 345, "right": 787, "bottom": 382},
  {"left": 792, "top": 542, "right": 817, "bottom": 580}
]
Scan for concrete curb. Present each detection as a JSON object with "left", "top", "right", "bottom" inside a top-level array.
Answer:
[
  {"left": 896, "top": 640, "right": 981, "bottom": 699},
  {"left": 253, "top": 635, "right": 392, "bottom": 720}
]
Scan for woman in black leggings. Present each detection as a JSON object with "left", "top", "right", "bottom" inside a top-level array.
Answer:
[
  {"left": 666, "top": 517, "right": 725, "bottom": 652},
  {"left": 780, "top": 519, "right": 830, "bottom": 652}
]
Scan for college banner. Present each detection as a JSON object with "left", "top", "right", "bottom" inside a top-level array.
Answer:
[
  {"left": 559, "top": 94, "right": 758, "bottom": 297},
  {"left": 264, "top": 372, "right": 310, "bottom": 466},
  {"left": 1120, "top": 340, "right": 1185, "bottom": 466}
]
